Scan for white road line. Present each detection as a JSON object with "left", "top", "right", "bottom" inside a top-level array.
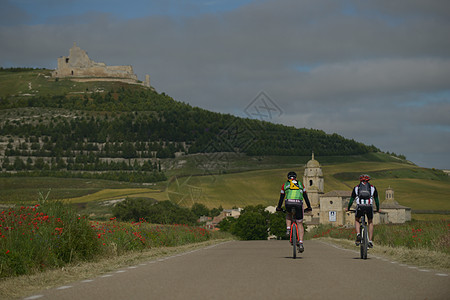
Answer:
[
  {"left": 81, "top": 279, "right": 94, "bottom": 283},
  {"left": 56, "top": 286, "right": 72, "bottom": 290},
  {"left": 116, "top": 270, "right": 126, "bottom": 273},
  {"left": 101, "top": 274, "right": 113, "bottom": 278},
  {"left": 23, "top": 295, "right": 43, "bottom": 300},
  {"left": 318, "top": 240, "right": 448, "bottom": 276}
]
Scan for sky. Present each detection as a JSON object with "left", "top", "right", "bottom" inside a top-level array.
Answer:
[{"left": 1, "top": 0, "right": 450, "bottom": 169}]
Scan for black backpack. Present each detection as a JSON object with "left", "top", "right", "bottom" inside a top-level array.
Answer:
[{"left": 358, "top": 182, "right": 371, "bottom": 200}]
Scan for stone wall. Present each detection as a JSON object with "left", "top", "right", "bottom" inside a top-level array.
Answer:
[{"left": 52, "top": 43, "right": 139, "bottom": 82}]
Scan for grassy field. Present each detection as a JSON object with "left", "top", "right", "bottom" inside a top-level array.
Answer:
[
  {"left": 1, "top": 154, "right": 449, "bottom": 214},
  {"left": 0, "top": 69, "right": 145, "bottom": 98}
]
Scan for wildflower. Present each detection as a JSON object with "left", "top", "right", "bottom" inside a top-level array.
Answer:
[{"left": 5, "top": 250, "right": 10, "bottom": 254}]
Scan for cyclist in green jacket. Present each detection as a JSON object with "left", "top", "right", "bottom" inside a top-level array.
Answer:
[
  {"left": 276, "top": 171, "right": 312, "bottom": 252},
  {"left": 346, "top": 174, "right": 380, "bottom": 248}
]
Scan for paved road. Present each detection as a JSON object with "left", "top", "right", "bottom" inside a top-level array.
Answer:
[{"left": 25, "top": 240, "right": 450, "bottom": 300}]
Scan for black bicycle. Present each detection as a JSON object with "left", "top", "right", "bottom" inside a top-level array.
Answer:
[{"left": 349, "top": 209, "right": 368, "bottom": 259}]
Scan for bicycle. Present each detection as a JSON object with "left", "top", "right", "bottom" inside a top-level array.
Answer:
[
  {"left": 349, "top": 209, "right": 369, "bottom": 259},
  {"left": 280, "top": 207, "right": 311, "bottom": 259}
]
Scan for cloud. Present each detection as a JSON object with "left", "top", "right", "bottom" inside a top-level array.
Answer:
[{"left": 1, "top": 0, "right": 450, "bottom": 168}]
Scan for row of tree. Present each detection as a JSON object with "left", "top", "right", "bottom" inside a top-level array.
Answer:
[
  {"left": 112, "top": 200, "right": 286, "bottom": 240},
  {"left": 2, "top": 157, "right": 161, "bottom": 172},
  {"left": 112, "top": 200, "right": 222, "bottom": 225},
  {"left": 4, "top": 141, "right": 181, "bottom": 159},
  {"left": 1, "top": 87, "right": 379, "bottom": 157},
  {"left": 0, "top": 170, "right": 167, "bottom": 183}
]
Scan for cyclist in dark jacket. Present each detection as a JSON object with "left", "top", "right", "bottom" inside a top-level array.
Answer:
[
  {"left": 276, "top": 171, "right": 312, "bottom": 252},
  {"left": 346, "top": 174, "right": 380, "bottom": 248}
]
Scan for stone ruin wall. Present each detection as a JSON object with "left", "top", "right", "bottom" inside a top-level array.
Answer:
[{"left": 52, "top": 43, "right": 146, "bottom": 85}]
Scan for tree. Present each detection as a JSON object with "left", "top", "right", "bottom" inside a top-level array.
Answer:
[
  {"left": 113, "top": 198, "right": 156, "bottom": 222},
  {"left": 231, "top": 211, "right": 268, "bottom": 240},
  {"left": 269, "top": 211, "right": 287, "bottom": 239},
  {"left": 218, "top": 216, "right": 236, "bottom": 232},
  {"left": 190, "top": 203, "right": 210, "bottom": 218}
]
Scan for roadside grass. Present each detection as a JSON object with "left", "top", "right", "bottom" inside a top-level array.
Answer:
[
  {"left": 307, "top": 220, "right": 450, "bottom": 269},
  {"left": 321, "top": 237, "right": 450, "bottom": 271},
  {"left": 0, "top": 199, "right": 230, "bottom": 280}
]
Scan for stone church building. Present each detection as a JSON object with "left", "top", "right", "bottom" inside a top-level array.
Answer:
[
  {"left": 52, "top": 43, "right": 150, "bottom": 87},
  {"left": 301, "top": 153, "right": 411, "bottom": 227}
]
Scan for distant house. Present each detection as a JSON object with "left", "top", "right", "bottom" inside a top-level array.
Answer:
[
  {"left": 380, "top": 187, "right": 411, "bottom": 223},
  {"left": 205, "top": 208, "right": 241, "bottom": 230}
]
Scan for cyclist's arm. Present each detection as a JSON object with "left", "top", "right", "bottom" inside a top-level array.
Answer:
[
  {"left": 277, "top": 192, "right": 285, "bottom": 209},
  {"left": 303, "top": 191, "right": 312, "bottom": 209},
  {"left": 347, "top": 188, "right": 357, "bottom": 210},
  {"left": 347, "top": 197, "right": 355, "bottom": 210},
  {"left": 373, "top": 188, "right": 380, "bottom": 211}
]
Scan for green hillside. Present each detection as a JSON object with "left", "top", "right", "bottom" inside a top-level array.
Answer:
[
  {"left": 163, "top": 157, "right": 450, "bottom": 211},
  {"left": 0, "top": 68, "right": 448, "bottom": 217}
]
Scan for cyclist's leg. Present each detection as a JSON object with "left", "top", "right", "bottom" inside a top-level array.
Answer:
[
  {"left": 298, "top": 221, "right": 305, "bottom": 242},
  {"left": 368, "top": 219, "right": 374, "bottom": 240},
  {"left": 355, "top": 205, "right": 362, "bottom": 243},
  {"left": 285, "top": 204, "right": 294, "bottom": 236},
  {"left": 294, "top": 204, "right": 305, "bottom": 252},
  {"left": 366, "top": 206, "right": 374, "bottom": 243}
]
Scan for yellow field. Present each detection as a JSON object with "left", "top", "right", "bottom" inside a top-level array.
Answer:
[{"left": 65, "top": 188, "right": 168, "bottom": 203}]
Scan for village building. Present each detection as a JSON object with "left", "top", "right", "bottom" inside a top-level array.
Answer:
[
  {"left": 205, "top": 208, "right": 241, "bottom": 230},
  {"left": 300, "top": 153, "right": 408, "bottom": 227},
  {"left": 380, "top": 187, "right": 411, "bottom": 223},
  {"left": 52, "top": 43, "right": 150, "bottom": 87}
]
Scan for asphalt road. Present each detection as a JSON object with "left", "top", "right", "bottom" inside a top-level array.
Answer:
[{"left": 24, "top": 240, "right": 450, "bottom": 300}]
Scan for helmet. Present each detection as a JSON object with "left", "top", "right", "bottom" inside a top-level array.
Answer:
[
  {"left": 287, "top": 171, "right": 297, "bottom": 179},
  {"left": 359, "top": 174, "right": 370, "bottom": 181}
]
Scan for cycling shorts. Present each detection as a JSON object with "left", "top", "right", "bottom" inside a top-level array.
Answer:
[
  {"left": 356, "top": 205, "right": 373, "bottom": 220},
  {"left": 285, "top": 199, "right": 304, "bottom": 221}
]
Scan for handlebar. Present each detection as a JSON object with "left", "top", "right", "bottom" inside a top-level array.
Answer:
[
  {"left": 276, "top": 207, "right": 313, "bottom": 213},
  {"left": 347, "top": 209, "right": 379, "bottom": 213}
]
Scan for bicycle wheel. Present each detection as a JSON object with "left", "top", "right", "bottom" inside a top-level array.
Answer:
[
  {"left": 362, "top": 223, "right": 368, "bottom": 259},
  {"left": 292, "top": 223, "right": 297, "bottom": 259}
]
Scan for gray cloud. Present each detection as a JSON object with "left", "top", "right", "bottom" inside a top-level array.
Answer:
[{"left": 1, "top": 0, "right": 449, "bottom": 168}]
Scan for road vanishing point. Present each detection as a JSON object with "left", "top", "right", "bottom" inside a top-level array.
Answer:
[{"left": 24, "top": 240, "right": 449, "bottom": 300}]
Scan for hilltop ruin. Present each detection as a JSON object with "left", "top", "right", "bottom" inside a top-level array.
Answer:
[{"left": 52, "top": 43, "right": 150, "bottom": 87}]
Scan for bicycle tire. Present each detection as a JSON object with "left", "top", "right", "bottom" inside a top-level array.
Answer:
[
  {"left": 292, "top": 222, "right": 297, "bottom": 259},
  {"left": 362, "top": 223, "right": 368, "bottom": 259},
  {"left": 292, "top": 207, "right": 297, "bottom": 259}
]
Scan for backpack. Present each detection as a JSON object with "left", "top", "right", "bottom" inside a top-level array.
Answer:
[
  {"left": 358, "top": 182, "right": 371, "bottom": 200},
  {"left": 289, "top": 179, "right": 300, "bottom": 190}
]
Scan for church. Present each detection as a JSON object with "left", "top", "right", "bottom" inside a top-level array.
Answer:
[{"left": 301, "top": 153, "right": 411, "bottom": 227}]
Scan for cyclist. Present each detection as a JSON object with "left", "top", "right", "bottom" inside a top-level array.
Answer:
[
  {"left": 276, "top": 171, "right": 312, "bottom": 252},
  {"left": 346, "top": 174, "right": 380, "bottom": 248}
]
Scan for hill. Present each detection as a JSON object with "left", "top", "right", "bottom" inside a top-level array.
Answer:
[
  {"left": 0, "top": 68, "right": 382, "bottom": 178},
  {"left": 1, "top": 68, "right": 448, "bottom": 218}
]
